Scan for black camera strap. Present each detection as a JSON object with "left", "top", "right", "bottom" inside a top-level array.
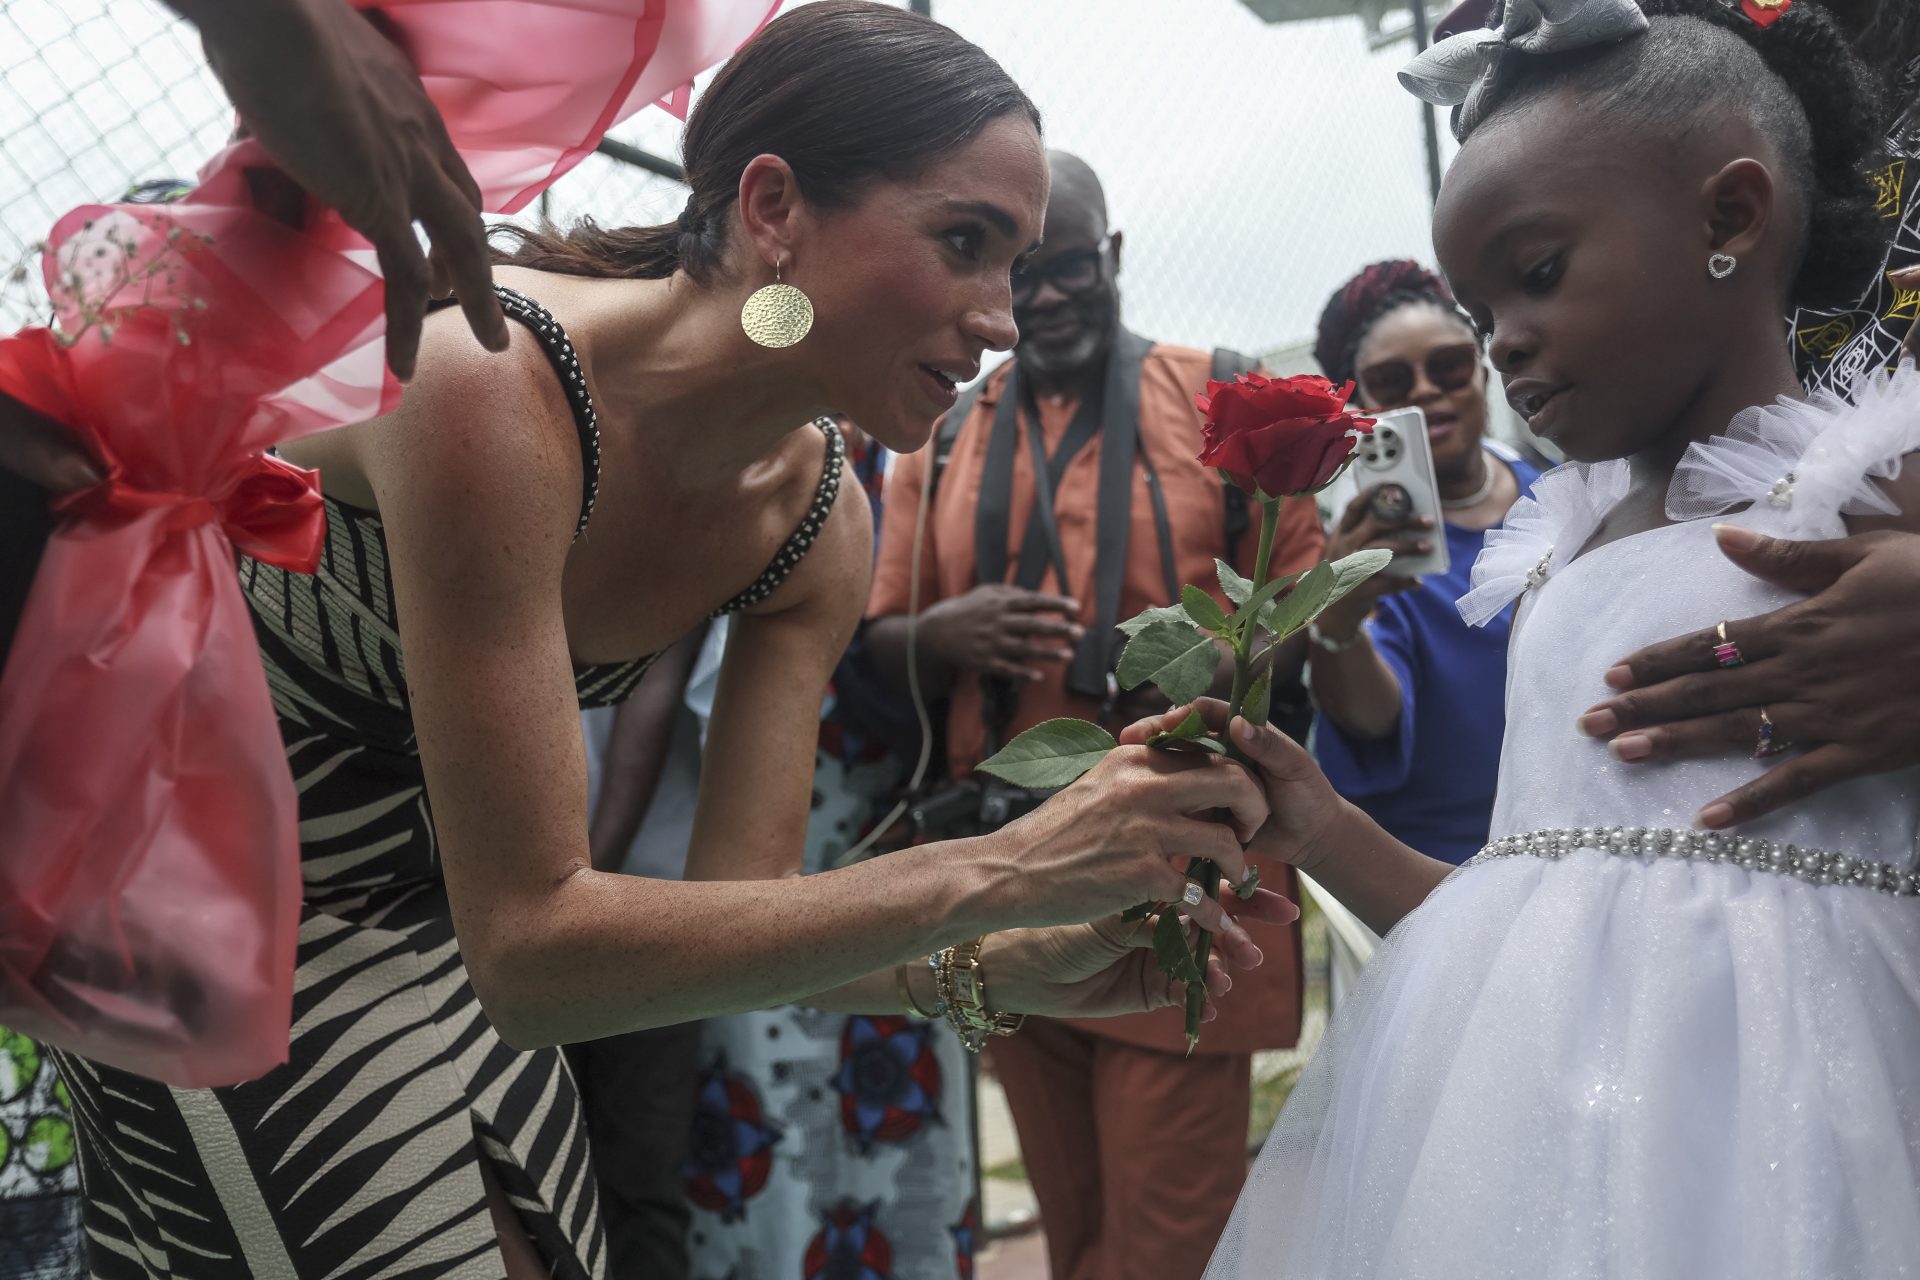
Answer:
[{"left": 971, "top": 329, "right": 1177, "bottom": 707}]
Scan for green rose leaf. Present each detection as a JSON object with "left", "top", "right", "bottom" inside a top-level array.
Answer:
[
  {"left": 1216, "top": 558, "right": 1255, "bottom": 607},
  {"left": 1181, "top": 584, "right": 1228, "bottom": 635},
  {"left": 1148, "top": 707, "right": 1224, "bottom": 752},
  {"left": 977, "top": 718, "right": 1117, "bottom": 789},
  {"left": 1325, "top": 547, "right": 1395, "bottom": 607},
  {"left": 1120, "top": 901, "right": 1159, "bottom": 923},
  {"left": 1265, "top": 560, "right": 1336, "bottom": 639},
  {"left": 1163, "top": 708, "right": 1207, "bottom": 740},
  {"left": 1242, "top": 666, "right": 1273, "bottom": 727},
  {"left": 1235, "top": 864, "right": 1262, "bottom": 900},
  {"left": 1149, "top": 735, "right": 1228, "bottom": 755},
  {"left": 1117, "top": 602, "right": 1198, "bottom": 640},
  {"left": 1116, "top": 618, "right": 1219, "bottom": 705},
  {"left": 1266, "top": 549, "right": 1394, "bottom": 639},
  {"left": 1152, "top": 910, "right": 1204, "bottom": 985},
  {"left": 1231, "top": 567, "right": 1305, "bottom": 635}
]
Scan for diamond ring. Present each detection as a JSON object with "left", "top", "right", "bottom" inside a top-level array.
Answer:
[{"left": 1180, "top": 882, "right": 1205, "bottom": 909}]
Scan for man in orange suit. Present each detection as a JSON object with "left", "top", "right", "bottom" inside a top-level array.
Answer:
[{"left": 864, "top": 152, "right": 1324, "bottom": 1280}]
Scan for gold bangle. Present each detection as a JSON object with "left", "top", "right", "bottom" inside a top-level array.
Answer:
[
  {"left": 936, "top": 938, "right": 1025, "bottom": 1053},
  {"left": 896, "top": 961, "right": 941, "bottom": 1019}
]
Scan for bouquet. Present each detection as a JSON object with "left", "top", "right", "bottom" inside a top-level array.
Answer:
[
  {"left": 978, "top": 373, "right": 1389, "bottom": 1049},
  {"left": 0, "top": 0, "right": 778, "bottom": 1086}
]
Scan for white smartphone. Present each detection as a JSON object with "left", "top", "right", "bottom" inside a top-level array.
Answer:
[{"left": 1335, "top": 405, "right": 1449, "bottom": 579}]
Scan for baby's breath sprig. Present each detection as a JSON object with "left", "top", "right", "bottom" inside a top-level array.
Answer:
[{"left": 41, "top": 214, "right": 215, "bottom": 351}]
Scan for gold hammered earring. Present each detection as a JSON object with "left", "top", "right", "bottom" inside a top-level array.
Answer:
[{"left": 740, "top": 256, "right": 815, "bottom": 348}]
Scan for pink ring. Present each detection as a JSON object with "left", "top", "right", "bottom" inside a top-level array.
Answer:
[{"left": 1713, "top": 621, "right": 1745, "bottom": 669}]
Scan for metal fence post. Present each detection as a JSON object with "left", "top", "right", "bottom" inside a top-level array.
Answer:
[{"left": 1409, "top": 0, "right": 1443, "bottom": 203}]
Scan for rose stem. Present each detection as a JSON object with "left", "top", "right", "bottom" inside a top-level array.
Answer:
[{"left": 1186, "top": 495, "right": 1283, "bottom": 1046}]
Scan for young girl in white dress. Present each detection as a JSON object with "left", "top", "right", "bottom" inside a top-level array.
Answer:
[{"left": 1189, "top": 0, "right": 1920, "bottom": 1275}]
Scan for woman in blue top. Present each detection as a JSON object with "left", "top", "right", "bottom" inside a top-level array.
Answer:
[{"left": 1304, "top": 261, "right": 1542, "bottom": 864}]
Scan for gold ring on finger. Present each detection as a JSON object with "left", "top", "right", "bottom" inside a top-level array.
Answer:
[{"left": 1754, "top": 707, "right": 1791, "bottom": 759}]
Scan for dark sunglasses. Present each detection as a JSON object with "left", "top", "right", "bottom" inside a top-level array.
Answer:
[
  {"left": 1356, "top": 341, "right": 1482, "bottom": 407},
  {"left": 1011, "top": 237, "right": 1112, "bottom": 305}
]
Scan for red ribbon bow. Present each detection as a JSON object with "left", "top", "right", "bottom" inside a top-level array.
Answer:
[{"left": 50, "top": 453, "right": 326, "bottom": 575}]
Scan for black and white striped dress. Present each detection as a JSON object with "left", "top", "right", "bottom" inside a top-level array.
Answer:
[{"left": 51, "top": 287, "right": 845, "bottom": 1280}]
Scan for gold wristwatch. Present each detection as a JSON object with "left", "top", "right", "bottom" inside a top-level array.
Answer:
[{"left": 936, "top": 938, "right": 1025, "bottom": 1052}]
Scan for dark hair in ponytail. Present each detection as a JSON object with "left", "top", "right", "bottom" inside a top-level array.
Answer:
[
  {"left": 492, "top": 0, "right": 1040, "bottom": 282},
  {"left": 1474, "top": 0, "right": 1888, "bottom": 312},
  {"left": 1314, "top": 259, "right": 1477, "bottom": 385}
]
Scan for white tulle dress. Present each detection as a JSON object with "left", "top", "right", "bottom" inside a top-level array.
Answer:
[{"left": 1206, "top": 370, "right": 1920, "bottom": 1280}]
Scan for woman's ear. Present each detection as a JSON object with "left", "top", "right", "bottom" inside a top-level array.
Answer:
[
  {"left": 736, "top": 154, "right": 804, "bottom": 279},
  {"left": 1702, "top": 157, "right": 1778, "bottom": 263}
]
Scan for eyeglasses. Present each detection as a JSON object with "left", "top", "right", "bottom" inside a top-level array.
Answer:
[
  {"left": 1011, "top": 237, "right": 1112, "bottom": 305},
  {"left": 1356, "top": 342, "right": 1482, "bottom": 408}
]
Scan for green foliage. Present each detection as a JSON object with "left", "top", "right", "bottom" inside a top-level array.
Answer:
[
  {"left": 1216, "top": 558, "right": 1255, "bottom": 606},
  {"left": 1117, "top": 602, "right": 1197, "bottom": 639},
  {"left": 1116, "top": 618, "right": 1218, "bottom": 705},
  {"left": 1181, "top": 583, "right": 1227, "bottom": 633},
  {"left": 976, "top": 719, "right": 1117, "bottom": 789},
  {"left": 1242, "top": 666, "right": 1273, "bottom": 728},
  {"left": 1152, "top": 910, "right": 1204, "bottom": 985}
]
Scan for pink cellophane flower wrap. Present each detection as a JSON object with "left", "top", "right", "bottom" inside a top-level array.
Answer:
[{"left": 0, "top": 0, "right": 775, "bottom": 1087}]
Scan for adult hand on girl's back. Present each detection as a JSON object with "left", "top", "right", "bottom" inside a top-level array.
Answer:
[{"left": 1578, "top": 525, "right": 1920, "bottom": 828}]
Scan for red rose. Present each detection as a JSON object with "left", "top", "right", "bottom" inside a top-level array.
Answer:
[{"left": 1195, "top": 373, "right": 1374, "bottom": 498}]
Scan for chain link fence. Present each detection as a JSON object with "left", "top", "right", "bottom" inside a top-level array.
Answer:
[
  {"left": 1, "top": 0, "right": 1450, "bottom": 355},
  {"left": 939, "top": 0, "right": 1453, "bottom": 365}
]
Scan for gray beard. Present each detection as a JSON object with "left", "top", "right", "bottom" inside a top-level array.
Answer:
[{"left": 1016, "top": 326, "right": 1108, "bottom": 383}]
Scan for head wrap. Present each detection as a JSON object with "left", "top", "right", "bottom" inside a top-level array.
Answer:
[{"left": 1399, "top": 0, "right": 1651, "bottom": 139}]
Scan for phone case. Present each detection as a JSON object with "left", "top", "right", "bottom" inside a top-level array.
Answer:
[{"left": 1343, "top": 405, "right": 1450, "bottom": 578}]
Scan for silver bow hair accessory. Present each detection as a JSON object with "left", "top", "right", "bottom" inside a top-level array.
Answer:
[{"left": 1399, "top": 0, "right": 1651, "bottom": 139}]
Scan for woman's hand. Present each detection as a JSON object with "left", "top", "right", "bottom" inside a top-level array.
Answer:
[
  {"left": 1120, "top": 699, "right": 1349, "bottom": 874},
  {"left": 980, "top": 745, "right": 1271, "bottom": 934},
  {"left": 981, "top": 886, "right": 1299, "bottom": 1021},
  {"left": 1123, "top": 700, "right": 1451, "bottom": 934},
  {"left": 1578, "top": 526, "right": 1920, "bottom": 829},
  {"left": 1314, "top": 486, "right": 1424, "bottom": 639}
]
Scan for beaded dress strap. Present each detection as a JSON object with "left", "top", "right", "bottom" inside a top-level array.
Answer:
[
  {"left": 490, "top": 285, "right": 603, "bottom": 539},
  {"left": 711, "top": 419, "right": 845, "bottom": 618}
]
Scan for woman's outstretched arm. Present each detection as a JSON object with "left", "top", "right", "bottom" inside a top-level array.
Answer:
[{"left": 366, "top": 327, "right": 1274, "bottom": 1048}]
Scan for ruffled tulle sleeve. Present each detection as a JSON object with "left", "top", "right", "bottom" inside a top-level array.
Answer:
[
  {"left": 1456, "top": 459, "right": 1630, "bottom": 628},
  {"left": 1667, "top": 363, "right": 1920, "bottom": 540}
]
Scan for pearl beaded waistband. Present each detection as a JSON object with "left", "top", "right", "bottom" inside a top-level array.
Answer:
[{"left": 1470, "top": 826, "right": 1920, "bottom": 896}]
